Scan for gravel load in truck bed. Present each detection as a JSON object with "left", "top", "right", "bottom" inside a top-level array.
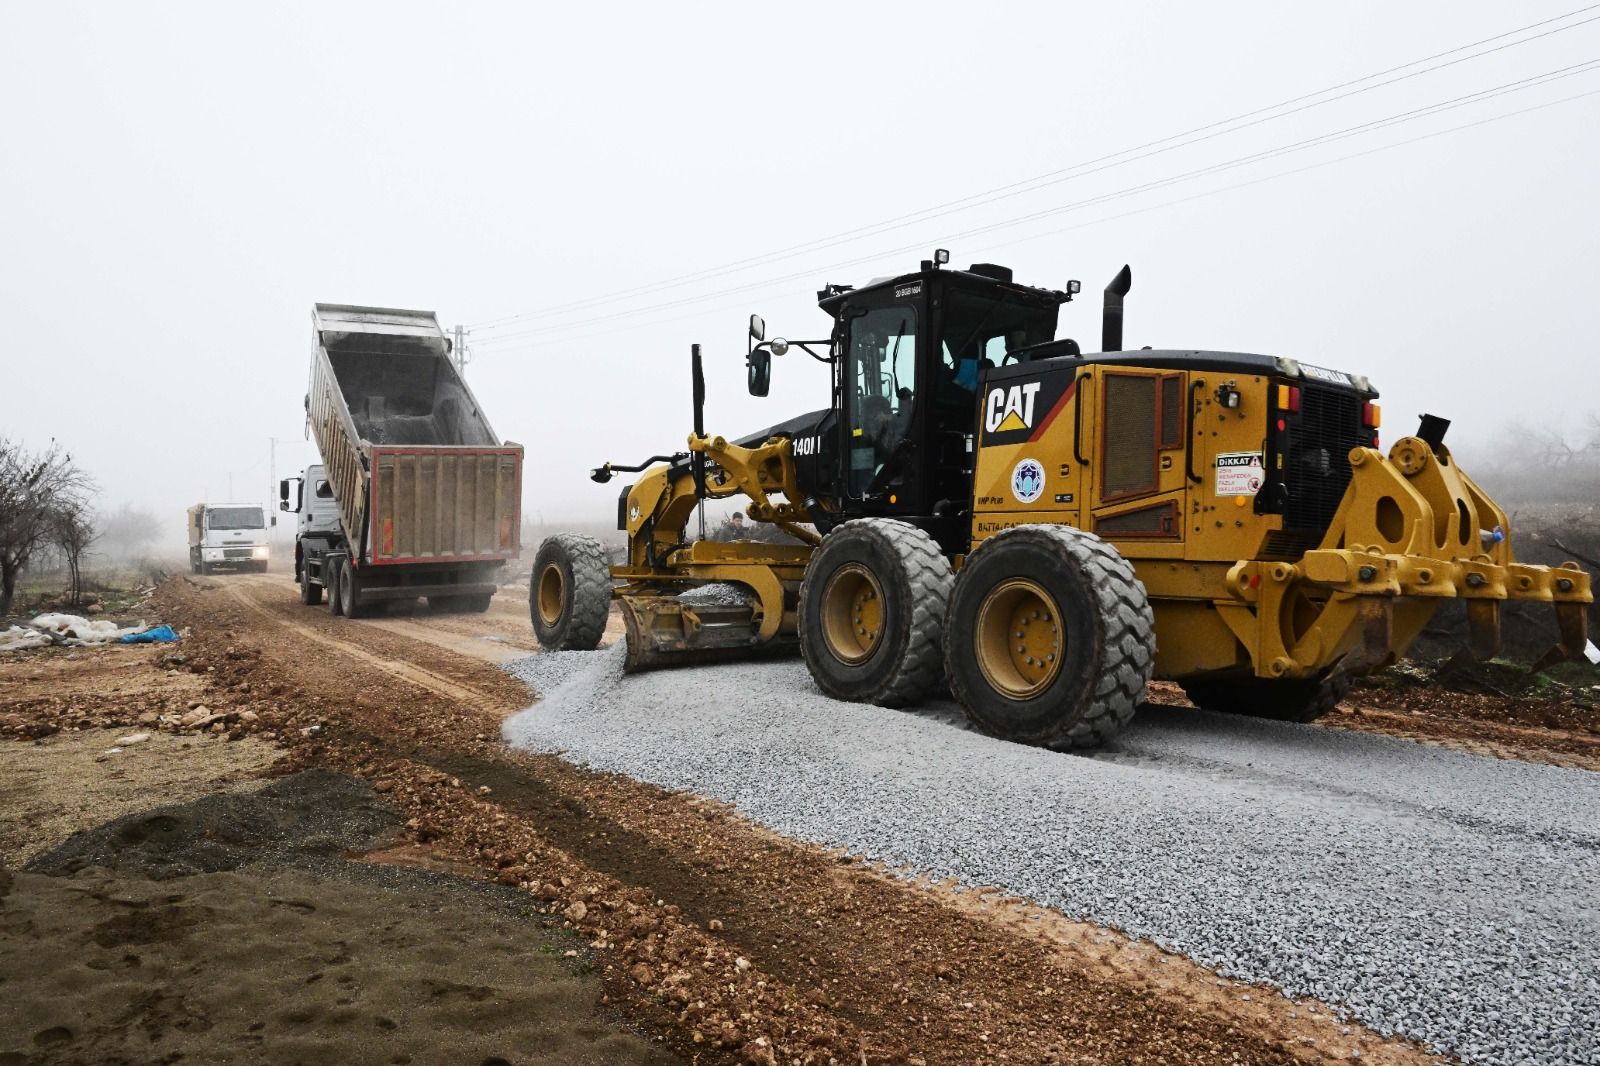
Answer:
[{"left": 502, "top": 647, "right": 1600, "bottom": 1066}]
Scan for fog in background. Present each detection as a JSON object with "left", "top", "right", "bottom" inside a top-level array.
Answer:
[{"left": 4, "top": 1, "right": 1598, "bottom": 554}]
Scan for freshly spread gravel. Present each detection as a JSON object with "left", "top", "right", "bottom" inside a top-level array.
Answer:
[{"left": 503, "top": 648, "right": 1600, "bottom": 1066}]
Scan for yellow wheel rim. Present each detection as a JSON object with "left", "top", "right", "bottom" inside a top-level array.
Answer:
[
  {"left": 820, "top": 563, "right": 885, "bottom": 665},
  {"left": 537, "top": 563, "right": 566, "bottom": 626},
  {"left": 975, "top": 578, "right": 1064, "bottom": 700}
]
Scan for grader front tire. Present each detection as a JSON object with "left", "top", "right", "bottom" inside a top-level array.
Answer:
[
  {"left": 798, "top": 518, "right": 953, "bottom": 707},
  {"left": 531, "top": 534, "right": 611, "bottom": 650},
  {"left": 945, "top": 524, "right": 1154, "bottom": 751}
]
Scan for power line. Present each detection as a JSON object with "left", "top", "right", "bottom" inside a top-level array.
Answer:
[
  {"left": 469, "top": 86, "right": 1600, "bottom": 356},
  {"left": 469, "top": 5, "right": 1600, "bottom": 332},
  {"left": 470, "top": 59, "right": 1600, "bottom": 350}
]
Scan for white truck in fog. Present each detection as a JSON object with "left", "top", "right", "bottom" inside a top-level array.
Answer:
[{"left": 186, "top": 502, "right": 270, "bottom": 574}]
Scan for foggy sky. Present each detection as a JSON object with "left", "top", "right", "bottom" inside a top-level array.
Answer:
[{"left": 3, "top": 1, "right": 1598, "bottom": 550}]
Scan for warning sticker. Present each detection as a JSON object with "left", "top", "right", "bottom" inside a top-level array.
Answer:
[{"left": 1215, "top": 451, "right": 1264, "bottom": 496}]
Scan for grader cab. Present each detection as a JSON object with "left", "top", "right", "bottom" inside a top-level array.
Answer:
[{"left": 532, "top": 254, "right": 1592, "bottom": 750}]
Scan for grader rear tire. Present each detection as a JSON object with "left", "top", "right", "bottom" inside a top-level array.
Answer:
[
  {"left": 944, "top": 524, "right": 1154, "bottom": 751},
  {"left": 1180, "top": 673, "right": 1352, "bottom": 723},
  {"left": 531, "top": 534, "right": 611, "bottom": 650},
  {"left": 798, "top": 518, "right": 953, "bottom": 707}
]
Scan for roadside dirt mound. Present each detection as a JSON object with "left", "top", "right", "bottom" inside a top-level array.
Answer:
[{"left": 28, "top": 769, "right": 397, "bottom": 880}]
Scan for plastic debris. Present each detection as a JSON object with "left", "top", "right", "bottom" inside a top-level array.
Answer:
[
  {"left": 0, "top": 613, "right": 168, "bottom": 652},
  {"left": 118, "top": 624, "right": 179, "bottom": 644}
]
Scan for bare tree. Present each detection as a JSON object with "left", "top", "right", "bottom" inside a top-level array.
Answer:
[
  {"left": 98, "top": 501, "right": 161, "bottom": 560},
  {"left": 0, "top": 438, "right": 91, "bottom": 616},
  {"left": 50, "top": 499, "right": 97, "bottom": 607}
]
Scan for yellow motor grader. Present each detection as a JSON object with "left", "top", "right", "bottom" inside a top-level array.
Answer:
[{"left": 531, "top": 253, "right": 1591, "bottom": 749}]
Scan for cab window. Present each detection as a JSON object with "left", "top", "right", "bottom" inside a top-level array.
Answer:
[
  {"left": 844, "top": 306, "right": 917, "bottom": 496},
  {"left": 938, "top": 290, "right": 1057, "bottom": 400}
]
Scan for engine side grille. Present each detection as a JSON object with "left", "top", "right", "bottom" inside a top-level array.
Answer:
[
  {"left": 1102, "top": 374, "right": 1158, "bottom": 499},
  {"left": 1283, "top": 386, "right": 1366, "bottom": 532}
]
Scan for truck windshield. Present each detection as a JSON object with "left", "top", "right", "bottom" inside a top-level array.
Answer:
[{"left": 208, "top": 507, "right": 264, "bottom": 530}]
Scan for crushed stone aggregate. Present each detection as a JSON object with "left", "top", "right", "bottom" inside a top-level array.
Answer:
[{"left": 503, "top": 647, "right": 1600, "bottom": 1066}]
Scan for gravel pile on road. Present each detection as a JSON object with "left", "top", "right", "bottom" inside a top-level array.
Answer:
[{"left": 504, "top": 650, "right": 1600, "bottom": 1066}]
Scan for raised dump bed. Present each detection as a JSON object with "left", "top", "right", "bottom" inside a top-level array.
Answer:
[{"left": 290, "top": 303, "right": 523, "bottom": 616}]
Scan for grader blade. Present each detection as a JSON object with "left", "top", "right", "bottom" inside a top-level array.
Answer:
[{"left": 619, "top": 594, "right": 794, "bottom": 673}]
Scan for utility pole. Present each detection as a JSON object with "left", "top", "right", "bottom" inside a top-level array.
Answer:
[
  {"left": 452, "top": 324, "right": 470, "bottom": 373},
  {"left": 268, "top": 436, "right": 278, "bottom": 552}
]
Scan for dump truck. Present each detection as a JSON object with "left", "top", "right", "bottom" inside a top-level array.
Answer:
[
  {"left": 531, "top": 254, "right": 1592, "bottom": 750},
  {"left": 278, "top": 304, "right": 523, "bottom": 617},
  {"left": 187, "top": 502, "right": 270, "bottom": 574}
]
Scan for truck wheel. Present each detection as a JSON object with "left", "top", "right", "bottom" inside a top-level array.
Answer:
[
  {"left": 462, "top": 593, "right": 493, "bottom": 614},
  {"left": 945, "top": 524, "right": 1154, "bottom": 750},
  {"left": 326, "top": 558, "right": 344, "bottom": 616},
  {"left": 531, "top": 534, "right": 611, "bottom": 650},
  {"left": 199, "top": 560, "right": 211, "bottom": 576},
  {"left": 338, "top": 563, "right": 369, "bottom": 619},
  {"left": 1179, "top": 673, "right": 1352, "bottom": 723},
  {"left": 299, "top": 564, "right": 323, "bottom": 606},
  {"left": 798, "top": 518, "right": 953, "bottom": 707}
]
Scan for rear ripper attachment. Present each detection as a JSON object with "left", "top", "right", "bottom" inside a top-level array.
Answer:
[{"left": 532, "top": 254, "right": 1593, "bottom": 749}]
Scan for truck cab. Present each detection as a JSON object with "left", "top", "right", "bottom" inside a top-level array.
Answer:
[
  {"left": 187, "top": 503, "right": 270, "bottom": 574},
  {"left": 279, "top": 464, "right": 342, "bottom": 582}
]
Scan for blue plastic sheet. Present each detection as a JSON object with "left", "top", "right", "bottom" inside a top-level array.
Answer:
[{"left": 118, "top": 624, "right": 179, "bottom": 644}]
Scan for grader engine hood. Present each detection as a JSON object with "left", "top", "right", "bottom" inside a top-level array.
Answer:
[{"left": 1219, "top": 427, "right": 1592, "bottom": 680}]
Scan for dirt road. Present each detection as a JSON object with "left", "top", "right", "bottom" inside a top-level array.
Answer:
[
  {"left": 7, "top": 571, "right": 1446, "bottom": 1065},
  {"left": 6, "top": 569, "right": 1591, "bottom": 1061}
]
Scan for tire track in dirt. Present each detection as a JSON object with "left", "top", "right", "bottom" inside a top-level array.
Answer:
[{"left": 220, "top": 579, "right": 513, "bottom": 713}]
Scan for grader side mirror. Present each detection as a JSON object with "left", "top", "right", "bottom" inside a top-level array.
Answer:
[
  {"left": 749, "top": 314, "right": 765, "bottom": 343},
  {"left": 747, "top": 348, "right": 771, "bottom": 397}
]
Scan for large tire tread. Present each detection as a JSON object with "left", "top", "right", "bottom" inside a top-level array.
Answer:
[
  {"left": 532, "top": 534, "right": 611, "bottom": 650},
  {"left": 798, "top": 518, "right": 954, "bottom": 708},
  {"left": 947, "top": 524, "right": 1154, "bottom": 750}
]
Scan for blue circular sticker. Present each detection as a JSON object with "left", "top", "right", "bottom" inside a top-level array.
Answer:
[{"left": 1011, "top": 458, "right": 1046, "bottom": 504}]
